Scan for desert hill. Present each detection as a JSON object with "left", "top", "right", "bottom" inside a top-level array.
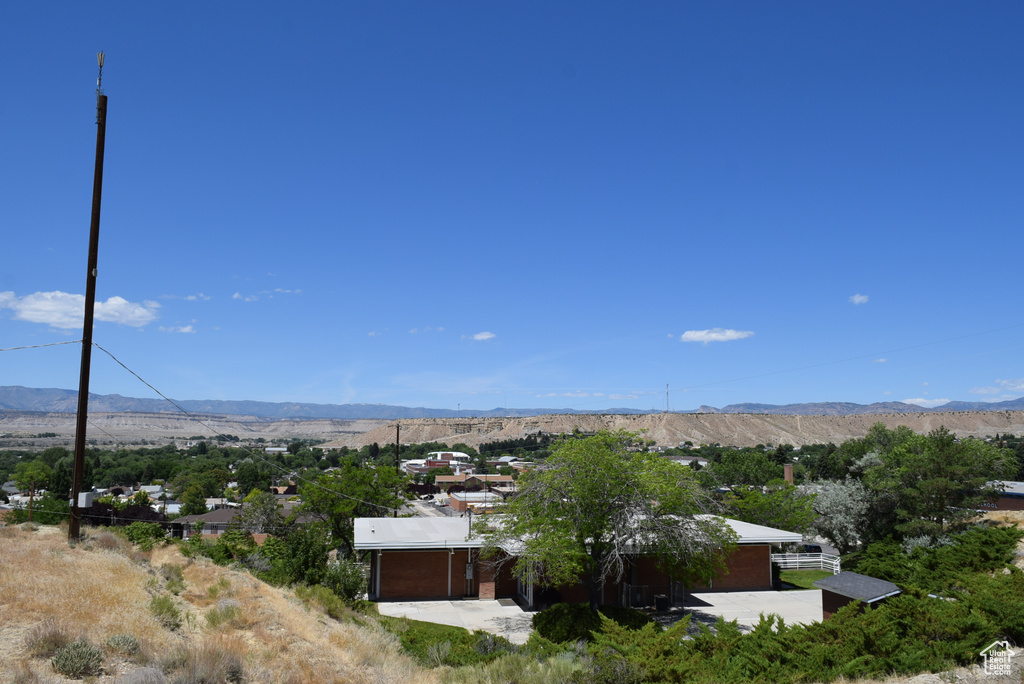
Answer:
[
  {"left": 0, "top": 524, "right": 429, "bottom": 684},
  {"left": 5, "top": 409, "right": 1024, "bottom": 451},
  {"left": 324, "top": 410, "right": 1024, "bottom": 450}
]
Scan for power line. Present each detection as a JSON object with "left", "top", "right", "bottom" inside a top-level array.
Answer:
[
  {"left": 91, "top": 343, "right": 404, "bottom": 513},
  {"left": 0, "top": 340, "right": 82, "bottom": 352}
]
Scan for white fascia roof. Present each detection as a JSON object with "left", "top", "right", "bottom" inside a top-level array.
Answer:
[
  {"left": 354, "top": 517, "right": 486, "bottom": 551},
  {"left": 717, "top": 517, "right": 803, "bottom": 545},
  {"left": 354, "top": 514, "right": 801, "bottom": 552}
]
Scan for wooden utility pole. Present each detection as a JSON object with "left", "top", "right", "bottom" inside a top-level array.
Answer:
[
  {"left": 394, "top": 422, "right": 401, "bottom": 466},
  {"left": 70, "top": 52, "right": 108, "bottom": 541}
]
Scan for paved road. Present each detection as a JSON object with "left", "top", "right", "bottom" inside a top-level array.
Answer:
[{"left": 375, "top": 589, "right": 823, "bottom": 644}]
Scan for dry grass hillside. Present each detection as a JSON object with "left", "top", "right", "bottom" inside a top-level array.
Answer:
[
  {"left": 0, "top": 524, "right": 432, "bottom": 684},
  {"left": 2, "top": 520, "right": 1022, "bottom": 684}
]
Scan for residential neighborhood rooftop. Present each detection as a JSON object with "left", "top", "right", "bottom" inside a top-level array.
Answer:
[{"left": 355, "top": 516, "right": 481, "bottom": 551}]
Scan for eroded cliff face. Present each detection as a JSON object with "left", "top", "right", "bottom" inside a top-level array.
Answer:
[
  {"left": 331, "top": 410, "right": 1024, "bottom": 449},
  {"left": 4, "top": 409, "right": 1023, "bottom": 450}
]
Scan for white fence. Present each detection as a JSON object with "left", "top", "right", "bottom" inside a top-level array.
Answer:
[{"left": 771, "top": 553, "right": 841, "bottom": 574}]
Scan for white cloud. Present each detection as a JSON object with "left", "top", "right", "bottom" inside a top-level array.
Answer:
[
  {"left": 873, "top": 358, "right": 887, "bottom": 363},
  {"left": 849, "top": 293, "right": 869, "bottom": 305},
  {"left": 680, "top": 328, "right": 754, "bottom": 344},
  {"left": 0, "top": 291, "right": 159, "bottom": 329},
  {"left": 970, "top": 378, "right": 1024, "bottom": 396},
  {"left": 233, "top": 292, "right": 258, "bottom": 302},
  {"left": 467, "top": 331, "right": 496, "bottom": 341},
  {"left": 535, "top": 391, "right": 639, "bottom": 400},
  {"left": 161, "top": 293, "right": 210, "bottom": 301},
  {"left": 367, "top": 331, "right": 380, "bottom": 337},
  {"left": 902, "top": 397, "right": 951, "bottom": 408},
  {"left": 160, "top": 325, "right": 195, "bottom": 334}
]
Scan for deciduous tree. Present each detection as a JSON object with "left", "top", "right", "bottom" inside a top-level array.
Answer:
[
  {"left": 864, "top": 426, "right": 1015, "bottom": 541},
  {"left": 296, "top": 457, "right": 410, "bottom": 555},
  {"left": 725, "top": 480, "right": 816, "bottom": 535},
  {"left": 480, "top": 430, "right": 736, "bottom": 612},
  {"left": 237, "top": 489, "right": 286, "bottom": 535}
]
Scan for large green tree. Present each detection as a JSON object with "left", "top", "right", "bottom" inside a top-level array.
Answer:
[
  {"left": 698, "top": 449, "right": 783, "bottom": 489},
  {"left": 237, "top": 489, "right": 286, "bottom": 535},
  {"left": 724, "top": 480, "right": 816, "bottom": 535},
  {"left": 180, "top": 484, "right": 209, "bottom": 517},
  {"left": 296, "top": 457, "right": 411, "bottom": 555},
  {"left": 480, "top": 430, "right": 736, "bottom": 612},
  {"left": 863, "top": 426, "right": 1015, "bottom": 541},
  {"left": 812, "top": 424, "right": 1017, "bottom": 550}
]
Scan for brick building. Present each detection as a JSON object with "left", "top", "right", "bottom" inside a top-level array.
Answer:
[{"left": 354, "top": 516, "right": 801, "bottom": 606}]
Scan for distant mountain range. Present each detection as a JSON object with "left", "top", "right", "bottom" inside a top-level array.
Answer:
[{"left": 2, "top": 386, "right": 1023, "bottom": 420}]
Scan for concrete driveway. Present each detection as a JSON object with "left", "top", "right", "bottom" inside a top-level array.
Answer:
[
  {"left": 374, "top": 589, "right": 822, "bottom": 643},
  {"left": 376, "top": 599, "right": 535, "bottom": 644},
  {"left": 673, "top": 589, "right": 822, "bottom": 632}
]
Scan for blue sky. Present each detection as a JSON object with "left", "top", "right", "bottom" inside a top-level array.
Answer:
[{"left": 2, "top": 2, "right": 1023, "bottom": 412}]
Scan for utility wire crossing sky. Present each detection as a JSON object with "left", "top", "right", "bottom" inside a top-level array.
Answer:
[{"left": 2, "top": 2, "right": 1023, "bottom": 412}]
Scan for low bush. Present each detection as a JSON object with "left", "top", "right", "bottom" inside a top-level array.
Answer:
[
  {"left": 105, "top": 633, "right": 141, "bottom": 657},
  {"left": 207, "top": 577, "right": 231, "bottom": 600},
  {"left": 149, "top": 594, "right": 182, "bottom": 631},
  {"left": 123, "top": 521, "right": 167, "bottom": 551},
  {"left": 439, "top": 652, "right": 582, "bottom": 684},
  {"left": 160, "top": 563, "right": 186, "bottom": 595},
  {"left": 205, "top": 600, "right": 242, "bottom": 630},
  {"left": 91, "top": 530, "right": 122, "bottom": 551},
  {"left": 25, "top": 618, "right": 74, "bottom": 657},
  {"left": 9, "top": 494, "right": 70, "bottom": 526},
  {"left": 51, "top": 639, "right": 103, "bottom": 678},
  {"left": 379, "top": 616, "right": 516, "bottom": 668},
  {"left": 532, "top": 603, "right": 659, "bottom": 643},
  {"left": 163, "top": 641, "right": 245, "bottom": 684},
  {"left": 322, "top": 559, "right": 367, "bottom": 604},
  {"left": 294, "top": 584, "right": 348, "bottom": 620}
]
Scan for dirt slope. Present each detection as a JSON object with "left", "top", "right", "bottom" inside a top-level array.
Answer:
[{"left": 0, "top": 524, "right": 430, "bottom": 684}]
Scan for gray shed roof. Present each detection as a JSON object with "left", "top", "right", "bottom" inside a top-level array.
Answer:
[{"left": 814, "top": 572, "right": 901, "bottom": 602}]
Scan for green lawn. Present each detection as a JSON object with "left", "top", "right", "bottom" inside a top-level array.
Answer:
[{"left": 779, "top": 569, "right": 833, "bottom": 590}]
